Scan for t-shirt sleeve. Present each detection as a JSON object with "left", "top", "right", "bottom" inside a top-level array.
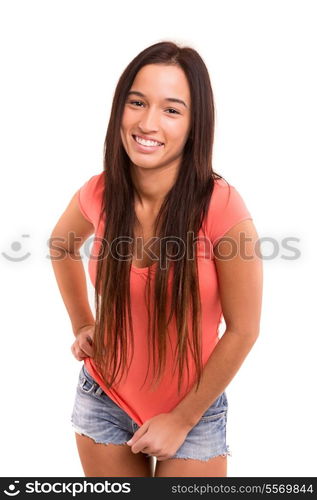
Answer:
[
  {"left": 205, "top": 179, "right": 253, "bottom": 247},
  {"left": 77, "top": 171, "right": 104, "bottom": 229}
]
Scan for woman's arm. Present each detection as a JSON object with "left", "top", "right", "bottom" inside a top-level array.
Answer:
[
  {"left": 171, "top": 218, "right": 263, "bottom": 428},
  {"left": 49, "top": 190, "right": 96, "bottom": 337}
]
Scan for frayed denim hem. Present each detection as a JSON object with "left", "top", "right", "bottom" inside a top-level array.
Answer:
[
  {"left": 171, "top": 444, "right": 232, "bottom": 462},
  {"left": 71, "top": 422, "right": 129, "bottom": 447}
]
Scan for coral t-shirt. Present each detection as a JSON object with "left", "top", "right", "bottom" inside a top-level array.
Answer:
[{"left": 77, "top": 171, "right": 252, "bottom": 426}]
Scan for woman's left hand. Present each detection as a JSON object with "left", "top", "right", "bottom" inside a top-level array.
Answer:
[{"left": 126, "top": 412, "right": 192, "bottom": 461}]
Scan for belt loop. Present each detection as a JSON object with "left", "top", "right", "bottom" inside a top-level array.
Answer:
[{"left": 95, "top": 386, "right": 103, "bottom": 396}]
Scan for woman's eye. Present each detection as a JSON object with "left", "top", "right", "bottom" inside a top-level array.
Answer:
[
  {"left": 166, "top": 108, "right": 179, "bottom": 115},
  {"left": 128, "top": 100, "right": 180, "bottom": 115},
  {"left": 129, "top": 100, "right": 144, "bottom": 107}
]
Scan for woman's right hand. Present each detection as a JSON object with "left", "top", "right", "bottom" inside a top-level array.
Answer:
[{"left": 71, "top": 324, "right": 95, "bottom": 361}]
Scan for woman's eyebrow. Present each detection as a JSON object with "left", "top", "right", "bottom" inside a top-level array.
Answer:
[{"left": 127, "top": 90, "right": 188, "bottom": 109}]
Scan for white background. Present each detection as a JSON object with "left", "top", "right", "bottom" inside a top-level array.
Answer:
[{"left": 0, "top": 0, "right": 316, "bottom": 478}]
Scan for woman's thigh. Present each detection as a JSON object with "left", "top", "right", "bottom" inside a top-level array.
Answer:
[
  {"left": 154, "top": 454, "right": 227, "bottom": 477},
  {"left": 75, "top": 433, "right": 153, "bottom": 477}
]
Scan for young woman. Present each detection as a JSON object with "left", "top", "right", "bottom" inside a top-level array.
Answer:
[{"left": 50, "top": 41, "right": 263, "bottom": 478}]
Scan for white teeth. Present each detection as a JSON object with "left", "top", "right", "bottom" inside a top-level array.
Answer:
[{"left": 134, "top": 135, "right": 163, "bottom": 147}]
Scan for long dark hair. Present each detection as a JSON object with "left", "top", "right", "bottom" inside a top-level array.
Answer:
[{"left": 91, "top": 41, "right": 227, "bottom": 395}]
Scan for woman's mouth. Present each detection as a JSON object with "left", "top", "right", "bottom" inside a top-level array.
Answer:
[{"left": 132, "top": 135, "right": 165, "bottom": 153}]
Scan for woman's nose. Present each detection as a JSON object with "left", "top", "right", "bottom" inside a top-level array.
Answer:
[{"left": 138, "top": 109, "right": 160, "bottom": 130}]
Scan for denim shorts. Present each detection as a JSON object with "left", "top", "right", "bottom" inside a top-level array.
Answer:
[{"left": 71, "top": 363, "right": 231, "bottom": 461}]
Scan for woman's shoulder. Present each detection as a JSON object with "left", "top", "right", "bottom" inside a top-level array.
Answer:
[
  {"left": 213, "top": 176, "right": 228, "bottom": 186},
  {"left": 77, "top": 170, "right": 105, "bottom": 227},
  {"left": 79, "top": 170, "right": 104, "bottom": 198},
  {"left": 212, "top": 176, "right": 231, "bottom": 190},
  {"left": 204, "top": 176, "right": 252, "bottom": 243},
  {"left": 210, "top": 176, "right": 234, "bottom": 206},
  {"left": 87, "top": 170, "right": 105, "bottom": 189}
]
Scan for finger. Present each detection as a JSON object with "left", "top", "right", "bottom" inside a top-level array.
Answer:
[
  {"left": 131, "top": 441, "right": 148, "bottom": 454},
  {"left": 141, "top": 446, "right": 159, "bottom": 455},
  {"left": 141, "top": 449, "right": 151, "bottom": 455},
  {"left": 78, "top": 348, "right": 89, "bottom": 360},
  {"left": 77, "top": 343, "right": 93, "bottom": 357},
  {"left": 72, "top": 344, "right": 88, "bottom": 361},
  {"left": 79, "top": 341, "right": 94, "bottom": 357},
  {"left": 127, "top": 421, "right": 151, "bottom": 447}
]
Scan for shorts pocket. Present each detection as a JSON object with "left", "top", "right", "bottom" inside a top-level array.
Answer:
[
  {"left": 200, "top": 392, "right": 228, "bottom": 421},
  {"left": 79, "top": 364, "right": 97, "bottom": 394},
  {"left": 200, "top": 409, "right": 227, "bottom": 421}
]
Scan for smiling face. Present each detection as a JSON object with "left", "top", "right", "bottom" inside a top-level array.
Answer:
[{"left": 120, "top": 64, "right": 191, "bottom": 171}]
